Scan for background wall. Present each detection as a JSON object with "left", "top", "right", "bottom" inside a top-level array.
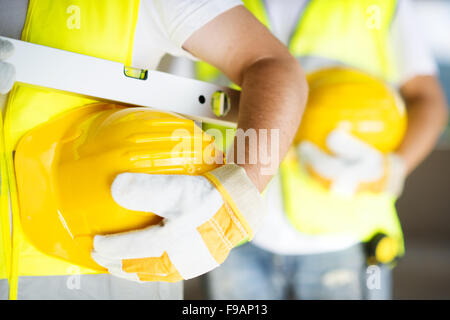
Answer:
[
  {"left": 394, "top": 0, "right": 450, "bottom": 299},
  {"left": 395, "top": 150, "right": 450, "bottom": 299}
]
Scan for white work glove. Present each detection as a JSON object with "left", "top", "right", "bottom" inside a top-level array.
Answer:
[
  {"left": 0, "top": 38, "right": 15, "bottom": 95},
  {"left": 91, "top": 164, "right": 265, "bottom": 282},
  {"left": 298, "top": 129, "right": 406, "bottom": 197}
]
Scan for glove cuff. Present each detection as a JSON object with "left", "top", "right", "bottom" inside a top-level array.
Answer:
[{"left": 204, "top": 164, "right": 266, "bottom": 239}]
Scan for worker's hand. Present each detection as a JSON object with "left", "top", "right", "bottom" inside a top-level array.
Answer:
[
  {"left": 298, "top": 129, "right": 406, "bottom": 197},
  {"left": 0, "top": 38, "right": 15, "bottom": 95},
  {"left": 91, "top": 164, "right": 265, "bottom": 282}
]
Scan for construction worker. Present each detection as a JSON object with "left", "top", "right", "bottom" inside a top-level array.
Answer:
[
  {"left": 0, "top": 0, "right": 308, "bottom": 299},
  {"left": 194, "top": 0, "right": 449, "bottom": 299}
]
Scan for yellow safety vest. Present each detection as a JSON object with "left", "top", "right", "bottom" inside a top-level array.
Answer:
[
  {"left": 197, "top": 0, "right": 404, "bottom": 260},
  {"left": 0, "top": 0, "right": 180, "bottom": 300}
]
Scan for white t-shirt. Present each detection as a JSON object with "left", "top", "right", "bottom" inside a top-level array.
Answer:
[
  {"left": 131, "top": 0, "right": 243, "bottom": 69},
  {"left": 252, "top": 0, "right": 438, "bottom": 255}
]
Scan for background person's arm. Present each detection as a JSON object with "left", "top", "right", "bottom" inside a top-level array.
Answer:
[
  {"left": 389, "top": 0, "right": 449, "bottom": 176},
  {"left": 397, "top": 75, "right": 448, "bottom": 174},
  {"left": 183, "top": 6, "right": 308, "bottom": 191}
]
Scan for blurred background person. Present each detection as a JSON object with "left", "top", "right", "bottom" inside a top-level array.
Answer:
[{"left": 163, "top": 0, "right": 450, "bottom": 299}]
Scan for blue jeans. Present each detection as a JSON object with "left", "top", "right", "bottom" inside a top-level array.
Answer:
[{"left": 206, "top": 243, "right": 392, "bottom": 300}]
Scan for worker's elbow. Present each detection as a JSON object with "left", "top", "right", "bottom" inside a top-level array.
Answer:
[
  {"left": 274, "top": 55, "right": 309, "bottom": 113},
  {"left": 241, "top": 54, "right": 308, "bottom": 94},
  {"left": 280, "top": 54, "right": 308, "bottom": 91},
  {"left": 402, "top": 75, "right": 449, "bottom": 131}
]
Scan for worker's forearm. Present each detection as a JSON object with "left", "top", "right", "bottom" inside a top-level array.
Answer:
[
  {"left": 231, "top": 57, "right": 308, "bottom": 191},
  {"left": 396, "top": 76, "right": 448, "bottom": 174}
]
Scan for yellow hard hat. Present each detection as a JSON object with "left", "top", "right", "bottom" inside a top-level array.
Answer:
[
  {"left": 295, "top": 67, "right": 407, "bottom": 153},
  {"left": 15, "top": 103, "right": 223, "bottom": 270}
]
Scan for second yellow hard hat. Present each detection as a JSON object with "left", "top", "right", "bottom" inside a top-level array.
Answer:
[{"left": 295, "top": 67, "right": 407, "bottom": 153}]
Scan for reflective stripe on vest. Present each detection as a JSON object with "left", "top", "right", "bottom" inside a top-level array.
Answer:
[
  {"left": 1, "top": 0, "right": 154, "bottom": 299},
  {"left": 195, "top": 0, "right": 404, "bottom": 258}
]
